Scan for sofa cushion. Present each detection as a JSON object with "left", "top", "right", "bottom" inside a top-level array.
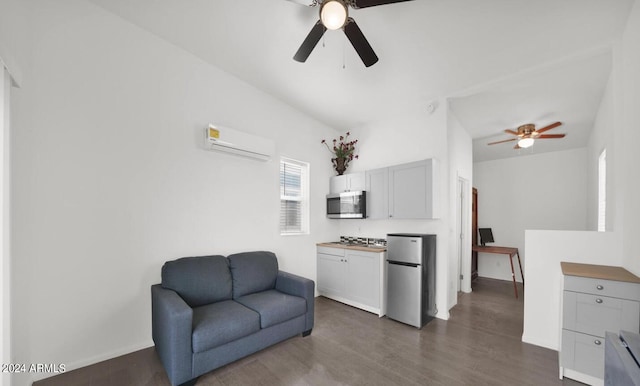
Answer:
[
  {"left": 235, "top": 289, "right": 307, "bottom": 329},
  {"left": 191, "top": 300, "right": 260, "bottom": 353},
  {"left": 227, "top": 251, "right": 278, "bottom": 298},
  {"left": 162, "top": 255, "right": 232, "bottom": 308}
]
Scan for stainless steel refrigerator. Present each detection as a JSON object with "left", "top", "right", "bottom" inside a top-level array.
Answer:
[{"left": 386, "top": 233, "right": 436, "bottom": 328}]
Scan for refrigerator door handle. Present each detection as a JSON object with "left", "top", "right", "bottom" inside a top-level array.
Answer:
[{"left": 387, "top": 260, "right": 420, "bottom": 268}]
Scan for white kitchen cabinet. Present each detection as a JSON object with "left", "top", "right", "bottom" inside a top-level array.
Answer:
[
  {"left": 329, "top": 172, "right": 366, "bottom": 194},
  {"left": 329, "top": 159, "right": 438, "bottom": 219},
  {"left": 364, "top": 159, "right": 438, "bottom": 220},
  {"left": 365, "top": 167, "right": 389, "bottom": 219},
  {"left": 345, "top": 250, "right": 380, "bottom": 308},
  {"left": 389, "top": 159, "right": 439, "bottom": 219},
  {"left": 317, "top": 248, "right": 346, "bottom": 296},
  {"left": 316, "top": 245, "right": 386, "bottom": 316},
  {"left": 559, "top": 262, "right": 640, "bottom": 386}
]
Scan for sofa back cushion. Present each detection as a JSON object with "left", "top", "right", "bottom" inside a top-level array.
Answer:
[
  {"left": 161, "top": 255, "right": 232, "bottom": 307},
  {"left": 227, "top": 251, "right": 278, "bottom": 298}
]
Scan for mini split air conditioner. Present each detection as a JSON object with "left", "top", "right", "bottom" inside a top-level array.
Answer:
[{"left": 205, "top": 124, "right": 275, "bottom": 161}]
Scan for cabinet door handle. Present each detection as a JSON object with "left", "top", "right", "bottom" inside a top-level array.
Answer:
[
  {"left": 594, "top": 340, "right": 602, "bottom": 346},
  {"left": 596, "top": 285, "right": 604, "bottom": 290},
  {"left": 595, "top": 298, "right": 603, "bottom": 304}
]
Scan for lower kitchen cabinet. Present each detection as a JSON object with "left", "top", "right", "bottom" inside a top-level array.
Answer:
[
  {"left": 560, "top": 262, "right": 640, "bottom": 386},
  {"left": 317, "top": 246, "right": 386, "bottom": 316}
]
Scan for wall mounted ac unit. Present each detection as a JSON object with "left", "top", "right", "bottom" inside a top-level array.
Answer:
[{"left": 205, "top": 124, "right": 275, "bottom": 161}]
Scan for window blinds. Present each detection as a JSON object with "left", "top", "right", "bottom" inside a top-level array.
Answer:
[{"left": 280, "top": 160, "right": 304, "bottom": 233}]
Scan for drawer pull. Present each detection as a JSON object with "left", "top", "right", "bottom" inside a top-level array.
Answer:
[
  {"left": 596, "top": 284, "right": 604, "bottom": 290},
  {"left": 595, "top": 298, "right": 603, "bottom": 304},
  {"left": 594, "top": 339, "right": 602, "bottom": 346}
]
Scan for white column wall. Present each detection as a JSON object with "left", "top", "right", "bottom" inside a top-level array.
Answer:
[
  {"left": 620, "top": 1, "right": 640, "bottom": 275},
  {"left": 0, "top": 64, "right": 10, "bottom": 386}
]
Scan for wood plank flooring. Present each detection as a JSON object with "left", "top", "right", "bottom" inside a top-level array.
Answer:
[{"left": 35, "top": 278, "right": 581, "bottom": 386}]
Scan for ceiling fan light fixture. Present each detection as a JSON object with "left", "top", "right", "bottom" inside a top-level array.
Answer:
[
  {"left": 518, "top": 137, "right": 535, "bottom": 148},
  {"left": 320, "top": 0, "right": 348, "bottom": 30}
]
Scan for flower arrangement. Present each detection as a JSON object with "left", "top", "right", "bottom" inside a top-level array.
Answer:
[{"left": 321, "top": 132, "right": 359, "bottom": 175}]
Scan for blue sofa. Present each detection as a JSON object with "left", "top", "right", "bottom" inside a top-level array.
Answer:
[{"left": 151, "top": 251, "right": 315, "bottom": 386}]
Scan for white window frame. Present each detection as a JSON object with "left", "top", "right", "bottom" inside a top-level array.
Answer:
[
  {"left": 280, "top": 157, "right": 310, "bottom": 235},
  {"left": 597, "top": 148, "right": 606, "bottom": 232}
]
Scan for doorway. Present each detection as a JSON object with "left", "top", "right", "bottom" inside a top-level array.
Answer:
[{"left": 456, "top": 176, "right": 472, "bottom": 293}]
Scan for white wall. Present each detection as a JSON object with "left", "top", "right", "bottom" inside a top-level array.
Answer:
[
  {"left": 473, "top": 148, "right": 588, "bottom": 282},
  {"left": 522, "top": 230, "right": 621, "bottom": 350},
  {"left": 523, "top": 3, "right": 640, "bottom": 350},
  {"left": 0, "top": 11, "right": 24, "bottom": 385},
  {"left": 620, "top": 1, "right": 640, "bottom": 276},
  {"left": 447, "top": 109, "right": 473, "bottom": 301},
  {"left": 0, "top": 64, "right": 11, "bottom": 386},
  {"left": 586, "top": 77, "right": 615, "bottom": 231},
  {"left": 336, "top": 100, "right": 455, "bottom": 319},
  {"left": 3, "top": 1, "right": 339, "bottom": 384}
]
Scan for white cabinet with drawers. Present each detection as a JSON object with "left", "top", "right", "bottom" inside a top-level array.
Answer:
[{"left": 560, "top": 262, "right": 640, "bottom": 386}]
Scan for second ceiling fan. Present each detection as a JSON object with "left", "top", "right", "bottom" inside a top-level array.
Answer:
[
  {"left": 290, "top": 0, "right": 413, "bottom": 67},
  {"left": 488, "top": 122, "right": 566, "bottom": 149}
]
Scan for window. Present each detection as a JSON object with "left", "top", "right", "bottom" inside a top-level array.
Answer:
[
  {"left": 280, "top": 158, "right": 309, "bottom": 235},
  {"left": 598, "top": 149, "right": 606, "bottom": 232}
]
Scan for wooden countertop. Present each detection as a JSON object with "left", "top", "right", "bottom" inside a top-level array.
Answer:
[
  {"left": 561, "top": 262, "right": 640, "bottom": 284},
  {"left": 317, "top": 242, "right": 387, "bottom": 253}
]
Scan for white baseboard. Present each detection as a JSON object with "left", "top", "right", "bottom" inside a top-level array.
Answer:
[
  {"left": 30, "top": 340, "right": 154, "bottom": 383},
  {"left": 562, "top": 368, "right": 603, "bottom": 386},
  {"left": 521, "top": 333, "right": 559, "bottom": 351}
]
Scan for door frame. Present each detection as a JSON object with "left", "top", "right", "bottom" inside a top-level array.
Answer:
[{"left": 456, "top": 176, "right": 472, "bottom": 293}]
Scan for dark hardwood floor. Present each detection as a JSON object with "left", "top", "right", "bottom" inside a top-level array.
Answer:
[{"left": 35, "top": 278, "right": 581, "bottom": 386}]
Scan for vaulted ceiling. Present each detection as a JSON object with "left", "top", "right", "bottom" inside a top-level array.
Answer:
[{"left": 86, "top": 0, "right": 634, "bottom": 161}]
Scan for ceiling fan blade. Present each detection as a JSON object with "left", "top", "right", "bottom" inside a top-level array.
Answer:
[
  {"left": 293, "top": 21, "right": 327, "bottom": 63},
  {"left": 537, "top": 134, "right": 566, "bottom": 139},
  {"left": 536, "top": 121, "right": 562, "bottom": 134},
  {"left": 504, "top": 129, "right": 519, "bottom": 136},
  {"left": 488, "top": 138, "right": 517, "bottom": 145},
  {"left": 343, "top": 18, "right": 378, "bottom": 67},
  {"left": 285, "top": 0, "right": 318, "bottom": 6},
  {"left": 352, "top": 0, "right": 413, "bottom": 8}
]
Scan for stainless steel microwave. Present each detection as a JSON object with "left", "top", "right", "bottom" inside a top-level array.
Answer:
[{"left": 327, "top": 191, "right": 366, "bottom": 219}]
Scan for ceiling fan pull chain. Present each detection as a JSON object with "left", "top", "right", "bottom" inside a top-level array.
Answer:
[{"left": 343, "top": 35, "right": 346, "bottom": 69}]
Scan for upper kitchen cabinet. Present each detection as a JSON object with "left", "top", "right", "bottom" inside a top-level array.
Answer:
[
  {"left": 329, "top": 172, "right": 366, "bottom": 194},
  {"left": 364, "top": 159, "right": 439, "bottom": 220},
  {"left": 389, "top": 159, "right": 439, "bottom": 219},
  {"left": 365, "top": 167, "right": 389, "bottom": 219}
]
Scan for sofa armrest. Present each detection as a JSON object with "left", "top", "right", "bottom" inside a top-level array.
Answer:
[
  {"left": 151, "top": 284, "right": 194, "bottom": 386},
  {"left": 275, "top": 271, "right": 315, "bottom": 332}
]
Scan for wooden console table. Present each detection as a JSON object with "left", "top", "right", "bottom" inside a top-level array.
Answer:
[{"left": 472, "top": 245, "right": 524, "bottom": 298}]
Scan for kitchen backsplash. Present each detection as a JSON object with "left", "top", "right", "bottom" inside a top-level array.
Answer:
[{"left": 340, "top": 235, "right": 387, "bottom": 246}]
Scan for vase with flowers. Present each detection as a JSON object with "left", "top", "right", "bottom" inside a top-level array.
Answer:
[{"left": 321, "top": 132, "right": 359, "bottom": 175}]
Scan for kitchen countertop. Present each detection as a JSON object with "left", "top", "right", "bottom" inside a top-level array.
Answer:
[
  {"left": 317, "top": 242, "right": 387, "bottom": 253},
  {"left": 561, "top": 262, "right": 640, "bottom": 283}
]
